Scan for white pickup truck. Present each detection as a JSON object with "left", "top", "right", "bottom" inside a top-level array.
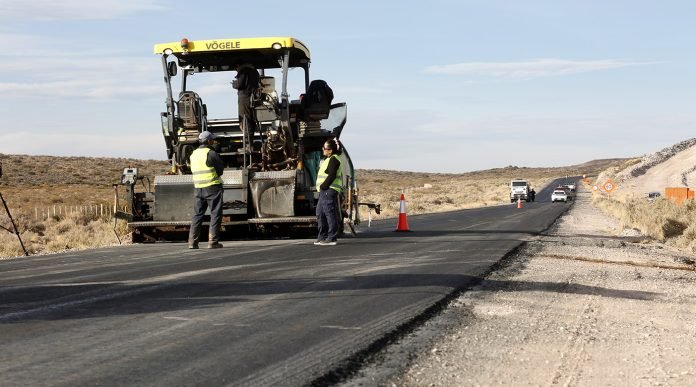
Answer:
[{"left": 510, "top": 179, "right": 531, "bottom": 202}]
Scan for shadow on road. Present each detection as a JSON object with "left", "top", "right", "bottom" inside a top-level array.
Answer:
[{"left": 0, "top": 272, "right": 660, "bottom": 323}]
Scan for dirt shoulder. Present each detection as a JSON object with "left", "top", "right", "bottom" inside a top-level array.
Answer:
[{"left": 344, "top": 187, "right": 696, "bottom": 386}]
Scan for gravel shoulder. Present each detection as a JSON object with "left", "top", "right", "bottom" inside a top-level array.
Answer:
[{"left": 343, "top": 187, "right": 696, "bottom": 386}]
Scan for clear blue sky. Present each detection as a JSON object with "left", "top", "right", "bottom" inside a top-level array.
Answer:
[{"left": 1, "top": 0, "right": 695, "bottom": 173}]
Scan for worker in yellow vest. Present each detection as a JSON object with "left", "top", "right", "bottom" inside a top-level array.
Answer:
[
  {"left": 314, "top": 138, "right": 343, "bottom": 246},
  {"left": 188, "top": 131, "right": 225, "bottom": 249}
]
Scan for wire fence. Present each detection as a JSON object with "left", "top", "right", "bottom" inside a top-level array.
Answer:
[{"left": 32, "top": 204, "right": 128, "bottom": 220}]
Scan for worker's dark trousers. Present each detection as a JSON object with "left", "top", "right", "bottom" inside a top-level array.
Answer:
[
  {"left": 189, "top": 184, "right": 223, "bottom": 244},
  {"left": 316, "top": 188, "right": 340, "bottom": 242},
  {"left": 238, "top": 93, "right": 256, "bottom": 134}
]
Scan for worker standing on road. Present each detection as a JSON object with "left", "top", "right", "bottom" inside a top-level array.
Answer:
[
  {"left": 233, "top": 63, "right": 260, "bottom": 136},
  {"left": 315, "top": 138, "right": 343, "bottom": 246},
  {"left": 188, "top": 131, "right": 225, "bottom": 249},
  {"left": 530, "top": 188, "right": 536, "bottom": 202}
]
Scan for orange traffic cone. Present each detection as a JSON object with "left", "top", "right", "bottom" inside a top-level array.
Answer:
[
  {"left": 517, "top": 197, "right": 522, "bottom": 209},
  {"left": 395, "top": 193, "right": 411, "bottom": 232}
]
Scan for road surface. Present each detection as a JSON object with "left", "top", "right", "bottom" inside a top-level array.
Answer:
[{"left": 0, "top": 180, "right": 571, "bottom": 386}]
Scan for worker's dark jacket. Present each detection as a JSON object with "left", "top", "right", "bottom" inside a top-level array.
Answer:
[
  {"left": 202, "top": 146, "right": 224, "bottom": 178},
  {"left": 235, "top": 65, "right": 260, "bottom": 97}
]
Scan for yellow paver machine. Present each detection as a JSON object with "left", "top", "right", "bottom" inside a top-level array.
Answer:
[{"left": 121, "top": 37, "right": 375, "bottom": 241}]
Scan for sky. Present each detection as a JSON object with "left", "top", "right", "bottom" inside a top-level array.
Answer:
[{"left": 1, "top": 0, "right": 695, "bottom": 173}]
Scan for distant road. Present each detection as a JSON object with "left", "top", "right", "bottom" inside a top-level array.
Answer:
[{"left": 0, "top": 179, "right": 571, "bottom": 386}]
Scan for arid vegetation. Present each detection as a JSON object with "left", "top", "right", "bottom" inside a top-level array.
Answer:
[
  {"left": 1, "top": 154, "right": 170, "bottom": 186},
  {"left": 592, "top": 155, "right": 696, "bottom": 253},
  {"left": 0, "top": 154, "right": 170, "bottom": 217},
  {"left": 0, "top": 211, "right": 130, "bottom": 258},
  {"left": 357, "top": 160, "right": 624, "bottom": 219},
  {"left": 0, "top": 153, "right": 625, "bottom": 258},
  {"left": 0, "top": 154, "right": 168, "bottom": 258},
  {"left": 593, "top": 194, "right": 696, "bottom": 248}
]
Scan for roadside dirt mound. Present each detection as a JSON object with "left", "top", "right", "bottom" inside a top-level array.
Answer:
[{"left": 603, "top": 138, "right": 696, "bottom": 198}]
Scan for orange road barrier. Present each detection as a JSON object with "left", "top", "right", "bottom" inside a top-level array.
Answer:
[
  {"left": 395, "top": 193, "right": 411, "bottom": 232},
  {"left": 665, "top": 187, "right": 694, "bottom": 205},
  {"left": 517, "top": 197, "right": 523, "bottom": 209}
]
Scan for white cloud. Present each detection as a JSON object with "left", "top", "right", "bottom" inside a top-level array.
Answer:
[
  {"left": 0, "top": 33, "right": 42, "bottom": 50},
  {"left": 3, "top": 56, "right": 152, "bottom": 75},
  {"left": 0, "top": 80, "right": 161, "bottom": 98},
  {"left": 0, "top": 56, "right": 161, "bottom": 99},
  {"left": 424, "top": 59, "right": 657, "bottom": 80},
  {"left": 0, "top": 132, "right": 164, "bottom": 160},
  {"left": 0, "top": 0, "right": 164, "bottom": 21}
]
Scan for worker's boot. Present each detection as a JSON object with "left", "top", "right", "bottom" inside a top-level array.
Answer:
[
  {"left": 207, "top": 233, "right": 223, "bottom": 249},
  {"left": 188, "top": 228, "right": 200, "bottom": 249}
]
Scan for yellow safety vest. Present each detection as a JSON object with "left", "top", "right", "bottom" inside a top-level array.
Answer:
[
  {"left": 316, "top": 155, "right": 343, "bottom": 193},
  {"left": 190, "top": 147, "right": 222, "bottom": 188}
]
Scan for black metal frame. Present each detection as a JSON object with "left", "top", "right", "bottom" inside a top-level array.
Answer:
[{"left": 0, "top": 191, "right": 28, "bottom": 256}]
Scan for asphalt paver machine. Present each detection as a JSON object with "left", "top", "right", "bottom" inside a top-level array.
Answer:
[{"left": 122, "top": 37, "right": 363, "bottom": 241}]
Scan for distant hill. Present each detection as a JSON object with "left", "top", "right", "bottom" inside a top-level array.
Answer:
[
  {"left": 0, "top": 154, "right": 170, "bottom": 186},
  {"left": 571, "top": 158, "right": 634, "bottom": 174},
  {"left": 0, "top": 153, "right": 628, "bottom": 187}
]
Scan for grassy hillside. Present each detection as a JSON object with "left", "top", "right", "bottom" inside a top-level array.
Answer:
[
  {"left": 0, "top": 154, "right": 170, "bottom": 186},
  {"left": 0, "top": 154, "right": 168, "bottom": 214}
]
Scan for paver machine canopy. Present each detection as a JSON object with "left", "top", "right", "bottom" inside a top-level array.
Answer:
[{"left": 155, "top": 37, "right": 319, "bottom": 171}]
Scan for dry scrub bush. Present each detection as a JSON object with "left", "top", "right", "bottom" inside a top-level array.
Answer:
[
  {"left": 592, "top": 155, "right": 696, "bottom": 254},
  {"left": 592, "top": 194, "right": 696, "bottom": 250},
  {"left": 0, "top": 212, "right": 130, "bottom": 259}
]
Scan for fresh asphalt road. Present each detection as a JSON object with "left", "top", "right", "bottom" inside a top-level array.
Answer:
[{"left": 0, "top": 179, "right": 572, "bottom": 386}]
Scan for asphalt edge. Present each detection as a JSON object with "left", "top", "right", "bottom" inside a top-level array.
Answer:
[
  {"left": 308, "top": 242, "right": 534, "bottom": 387},
  {"left": 311, "top": 195, "right": 575, "bottom": 386}
]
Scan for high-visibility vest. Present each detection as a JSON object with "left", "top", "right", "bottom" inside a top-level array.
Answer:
[
  {"left": 190, "top": 147, "right": 222, "bottom": 188},
  {"left": 316, "top": 155, "right": 343, "bottom": 193}
]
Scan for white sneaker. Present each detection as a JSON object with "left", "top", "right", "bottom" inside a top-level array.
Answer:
[
  {"left": 320, "top": 240, "right": 337, "bottom": 246},
  {"left": 313, "top": 240, "right": 325, "bottom": 245}
]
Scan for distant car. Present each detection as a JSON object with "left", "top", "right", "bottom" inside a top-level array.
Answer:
[
  {"left": 647, "top": 192, "right": 661, "bottom": 202},
  {"left": 551, "top": 189, "right": 568, "bottom": 203},
  {"left": 557, "top": 186, "right": 574, "bottom": 200}
]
